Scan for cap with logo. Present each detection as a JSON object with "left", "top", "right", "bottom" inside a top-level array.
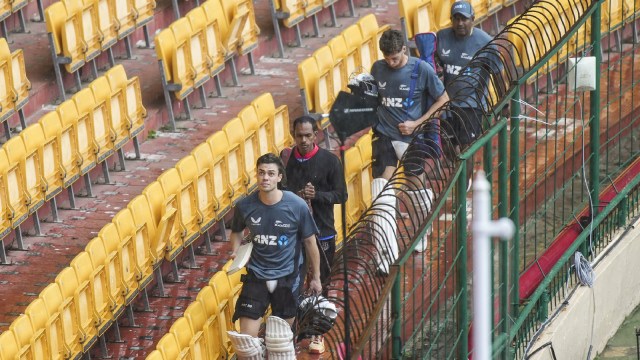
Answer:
[{"left": 451, "top": 0, "right": 474, "bottom": 18}]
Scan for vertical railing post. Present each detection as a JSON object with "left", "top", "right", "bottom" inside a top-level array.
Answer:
[
  {"left": 498, "top": 124, "right": 510, "bottom": 360},
  {"left": 457, "top": 160, "right": 469, "bottom": 360},
  {"left": 392, "top": 269, "right": 402, "bottom": 359},
  {"left": 589, "top": 0, "right": 602, "bottom": 249},
  {"left": 509, "top": 89, "right": 521, "bottom": 320}
]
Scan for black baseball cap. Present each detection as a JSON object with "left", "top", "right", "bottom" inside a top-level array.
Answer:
[{"left": 451, "top": 0, "right": 474, "bottom": 18}]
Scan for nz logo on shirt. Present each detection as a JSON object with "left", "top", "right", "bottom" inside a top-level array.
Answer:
[
  {"left": 251, "top": 216, "right": 262, "bottom": 225},
  {"left": 441, "top": 49, "right": 451, "bottom": 57},
  {"left": 378, "top": 81, "right": 386, "bottom": 89}
]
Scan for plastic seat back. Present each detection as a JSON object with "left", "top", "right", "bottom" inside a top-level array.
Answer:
[
  {"left": 344, "top": 147, "right": 363, "bottom": 227},
  {"left": 157, "top": 169, "right": 186, "bottom": 259},
  {"left": 114, "top": 0, "right": 135, "bottom": 39},
  {"left": 197, "top": 285, "right": 231, "bottom": 354},
  {"left": 38, "top": 283, "right": 68, "bottom": 360},
  {"left": 87, "top": 233, "right": 125, "bottom": 314},
  {"left": 57, "top": 266, "right": 98, "bottom": 351},
  {"left": 84, "top": 0, "right": 117, "bottom": 50},
  {"left": 55, "top": 102, "right": 84, "bottom": 185},
  {"left": 0, "top": 38, "right": 16, "bottom": 120},
  {"left": 71, "top": 251, "right": 113, "bottom": 336},
  {"left": 42, "top": 281, "right": 82, "bottom": 359},
  {"left": 312, "top": 46, "right": 338, "bottom": 107},
  {"left": 187, "top": 7, "right": 225, "bottom": 77},
  {"left": 10, "top": 314, "right": 35, "bottom": 359},
  {"left": 127, "top": 194, "right": 160, "bottom": 267},
  {"left": 326, "top": 38, "right": 349, "bottom": 95},
  {"left": 209, "top": 272, "right": 236, "bottom": 333},
  {"left": 188, "top": 146, "right": 222, "bottom": 231},
  {"left": 25, "top": 298, "right": 54, "bottom": 360},
  {"left": 105, "top": 65, "right": 146, "bottom": 138},
  {"left": 222, "top": 119, "right": 250, "bottom": 199},
  {"left": 185, "top": 300, "right": 219, "bottom": 360},
  {"left": 5, "top": 135, "right": 45, "bottom": 213},
  {"left": 251, "top": 93, "right": 291, "bottom": 154},
  {"left": 341, "top": 24, "right": 364, "bottom": 74},
  {"left": 0, "top": 149, "right": 28, "bottom": 228},
  {"left": 143, "top": 181, "right": 178, "bottom": 263},
  {"left": 114, "top": 208, "right": 152, "bottom": 288},
  {"left": 133, "top": 0, "right": 155, "bottom": 27}
]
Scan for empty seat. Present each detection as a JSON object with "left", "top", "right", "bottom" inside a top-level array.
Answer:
[
  {"left": 10, "top": 314, "right": 35, "bottom": 359},
  {"left": 313, "top": 46, "right": 342, "bottom": 103},
  {"left": 157, "top": 169, "right": 188, "bottom": 260},
  {"left": 62, "top": 0, "right": 102, "bottom": 62},
  {"left": 176, "top": 155, "right": 210, "bottom": 234},
  {"left": 73, "top": 88, "right": 114, "bottom": 164},
  {"left": 341, "top": 24, "right": 364, "bottom": 75},
  {"left": 90, "top": 77, "right": 129, "bottom": 154},
  {"left": 105, "top": 64, "right": 146, "bottom": 141},
  {"left": 169, "top": 317, "right": 195, "bottom": 358},
  {"left": 86, "top": 235, "right": 125, "bottom": 317},
  {"left": 70, "top": 251, "right": 113, "bottom": 336},
  {"left": 127, "top": 194, "right": 161, "bottom": 268},
  {"left": 24, "top": 298, "right": 55, "bottom": 359},
  {"left": 114, "top": 0, "right": 136, "bottom": 39},
  {"left": 185, "top": 300, "right": 222, "bottom": 360},
  {"left": 358, "top": 14, "right": 388, "bottom": 72},
  {"left": 113, "top": 208, "right": 153, "bottom": 288},
  {"left": 156, "top": 332, "right": 182, "bottom": 360},
  {"left": 58, "top": 99, "right": 97, "bottom": 177},
  {"left": 39, "top": 282, "right": 82, "bottom": 359},
  {"left": 0, "top": 38, "right": 17, "bottom": 123},
  {"left": 101, "top": 220, "right": 139, "bottom": 305},
  {"left": 220, "top": 0, "right": 259, "bottom": 56},
  {"left": 0, "top": 37, "right": 31, "bottom": 112},
  {"left": 45, "top": 2, "right": 85, "bottom": 74},
  {"left": 196, "top": 285, "right": 231, "bottom": 355},
  {"left": 327, "top": 37, "right": 350, "bottom": 94},
  {"left": 21, "top": 124, "right": 62, "bottom": 203},
  {"left": 223, "top": 118, "right": 253, "bottom": 196},
  {"left": 155, "top": 28, "right": 194, "bottom": 126},
  {"left": 182, "top": 11, "right": 212, "bottom": 90},
  {"left": 209, "top": 272, "right": 237, "bottom": 334},
  {"left": 250, "top": 92, "right": 292, "bottom": 154},
  {"left": 355, "top": 132, "right": 373, "bottom": 208},
  {"left": 201, "top": 0, "right": 235, "bottom": 59},
  {"left": 239, "top": 104, "right": 269, "bottom": 157},
  {"left": 133, "top": 0, "right": 156, "bottom": 27},
  {"left": 143, "top": 181, "right": 179, "bottom": 264},
  {"left": 56, "top": 266, "right": 98, "bottom": 352},
  {"left": 412, "top": 0, "right": 437, "bottom": 35},
  {"left": 169, "top": 161, "right": 202, "bottom": 248},
  {"left": 4, "top": 135, "right": 45, "bottom": 214},
  {"left": 0, "top": 149, "right": 29, "bottom": 229},
  {"left": 207, "top": 130, "right": 243, "bottom": 206},
  {"left": 186, "top": 7, "right": 225, "bottom": 80},
  {"left": 84, "top": 0, "right": 118, "bottom": 52},
  {"left": 344, "top": 147, "right": 363, "bottom": 227},
  {"left": 189, "top": 145, "right": 224, "bottom": 232}
]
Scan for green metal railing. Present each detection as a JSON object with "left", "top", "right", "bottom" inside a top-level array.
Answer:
[{"left": 319, "top": 0, "right": 640, "bottom": 358}]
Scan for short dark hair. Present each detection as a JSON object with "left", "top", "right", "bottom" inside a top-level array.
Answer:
[
  {"left": 292, "top": 115, "right": 319, "bottom": 133},
  {"left": 379, "top": 29, "right": 405, "bottom": 56},
  {"left": 257, "top": 152, "right": 285, "bottom": 176}
]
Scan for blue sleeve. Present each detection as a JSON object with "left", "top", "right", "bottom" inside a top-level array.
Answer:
[{"left": 421, "top": 60, "right": 446, "bottom": 99}]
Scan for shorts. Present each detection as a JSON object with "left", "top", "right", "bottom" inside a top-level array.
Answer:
[
  {"left": 442, "top": 107, "right": 484, "bottom": 147},
  {"left": 372, "top": 129, "right": 426, "bottom": 178},
  {"left": 233, "top": 270, "right": 301, "bottom": 322}
]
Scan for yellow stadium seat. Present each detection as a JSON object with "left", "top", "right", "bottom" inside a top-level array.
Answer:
[
  {"left": 104, "top": 64, "right": 146, "bottom": 142},
  {"left": 251, "top": 92, "right": 292, "bottom": 154},
  {"left": 172, "top": 18, "right": 204, "bottom": 88},
  {"left": 157, "top": 169, "right": 188, "bottom": 261},
  {"left": 298, "top": 57, "right": 320, "bottom": 114},
  {"left": 356, "top": 132, "right": 373, "bottom": 208},
  {"left": 224, "top": 117, "right": 255, "bottom": 195},
  {"left": 147, "top": 349, "right": 163, "bottom": 360},
  {"left": 186, "top": 7, "right": 225, "bottom": 81},
  {"left": 197, "top": 285, "right": 231, "bottom": 355},
  {"left": 223, "top": 0, "right": 259, "bottom": 56},
  {"left": 24, "top": 298, "right": 54, "bottom": 360},
  {"left": 58, "top": 99, "right": 97, "bottom": 177},
  {"left": 84, "top": 0, "right": 117, "bottom": 52},
  {"left": 432, "top": 0, "right": 453, "bottom": 31},
  {"left": 85, "top": 237, "right": 125, "bottom": 319},
  {"left": 56, "top": 266, "right": 98, "bottom": 352},
  {"left": 176, "top": 155, "right": 208, "bottom": 233},
  {"left": 90, "top": 77, "right": 129, "bottom": 155},
  {"left": 209, "top": 271, "right": 237, "bottom": 333},
  {"left": 333, "top": 204, "right": 343, "bottom": 247},
  {"left": 185, "top": 300, "right": 221, "bottom": 360},
  {"left": 304, "top": 0, "right": 322, "bottom": 17},
  {"left": 2, "top": 40, "right": 30, "bottom": 112},
  {"left": 222, "top": 3, "right": 249, "bottom": 55},
  {"left": 156, "top": 333, "right": 182, "bottom": 360},
  {"left": 63, "top": 0, "right": 102, "bottom": 62},
  {"left": 4, "top": 136, "right": 45, "bottom": 214},
  {"left": 113, "top": 0, "right": 135, "bottom": 39},
  {"left": 184, "top": 10, "right": 213, "bottom": 90},
  {"left": 327, "top": 36, "right": 350, "bottom": 91},
  {"left": 133, "top": 0, "right": 156, "bottom": 28},
  {"left": 143, "top": 181, "right": 179, "bottom": 265},
  {"left": 170, "top": 317, "right": 194, "bottom": 359},
  {"left": 313, "top": 46, "right": 340, "bottom": 104},
  {"left": 127, "top": 194, "right": 162, "bottom": 270},
  {"left": 45, "top": 2, "right": 85, "bottom": 74},
  {"left": 73, "top": 88, "right": 114, "bottom": 165},
  {"left": 344, "top": 147, "right": 363, "bottom": 228},
  {"left": 40, "top": 282, "right": 82, "bottom": 359},
  {"left": 201, "top": 0, "right": 233, "bottom": 57},
  {"left": 70, "top": 251, "right": 113, "bottom": 336},
  {"left": 0, "top": 323, "right": 20, "bottom": 360},
  {"left": 190, "top": 143, "right": 227, "bottom": 227},
  {"left": 10, "top": 314, "right": 35, "bottom": 359},
  {"left": 0, "top": 149, "right": 29, "bottom": 229},
  {"left": 341, "top": 24, "right": 364, "bottom": 75},
  {"left": 39, "top": 111, "right": 79, "bottom": 191},
  {"left": 0, "top": 153, "right": 10, "bottom": 243},
  {"left": 21, "top": 124, "right": 61, "bottom": 204},
  {"left": 413, "top": 0, "right": 437, "bottom": 34},
  {"left": 35, "top": 284, "right": 67, "bottom": 360},
  {"left": 277, "top": 0, "right": 305, "bottom": 27},
  {"left": 100, "top": 221, "right": 139, "bottom": 305},
  {"left": 469, "top": 0, "right": 488, "bottom": 23},
  {"left": 206, "top": 131, "right": 240, "bottom": 208},
  {"left": 0, "top": 38, "right": 16, "bottom": 123},
  {"left": 155, "top": 28, "right": 194, "bottom": 126},
  {"left": 239, "top": 105, "right": 269, "bottom": 157},
  {"left": 358, "top": 14, "right": 388, "bottom": 69},
  {"left": 113, "top": 208, "right": 153, "bottom": 289},
  {"left": 174, "top": 161, "right": 203, "bottom": 250}
]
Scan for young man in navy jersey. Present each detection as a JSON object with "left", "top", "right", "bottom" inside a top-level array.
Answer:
[{"left": 226, "top": 153, "right": 321, "bottom": 360}]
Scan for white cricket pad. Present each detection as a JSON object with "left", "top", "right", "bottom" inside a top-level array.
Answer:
[
  {"left": 408, "top": 189, "right": 434, "bottom": 253},
  {"left": 371, "top": 178, "right": 398, "bottom": 274},
  {"left": 227, "top": 331, "right": 265, "bottom": 360},
  {"left": 265, "top": 316, "right": 295, "bottom": 359}
]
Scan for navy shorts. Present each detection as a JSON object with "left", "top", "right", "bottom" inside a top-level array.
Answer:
[
  {"left": 442, "top": 107, "right": 484, "bottom": 147},
  {"left": 232, "top": 270, "right": 301, "bottom": 322},
  {"left": 372, "top": 129, "right": 426, "bottom": 178}
]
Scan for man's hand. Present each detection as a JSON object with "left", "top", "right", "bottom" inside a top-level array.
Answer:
[
  {"left": 302, "top": 182, "right": 315, "bottom": 199},
  {"left": 398, "top": 120, "right": 419, "bottom": 135},
  {"left": 308, "top": 277, "right": 322, "bottom": 295}
]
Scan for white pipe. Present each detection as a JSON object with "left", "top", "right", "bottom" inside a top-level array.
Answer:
[{"left": 472, "top": 170, "right": 515, "bottom": 360}]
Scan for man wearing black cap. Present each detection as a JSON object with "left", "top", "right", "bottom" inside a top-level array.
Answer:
[{"left": 437, "top": 0, "right": 497, "bottom": 159}]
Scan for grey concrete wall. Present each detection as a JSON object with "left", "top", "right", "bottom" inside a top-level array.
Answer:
[{"left": 526, "top": 217, "right": 640, "bottom": 360}]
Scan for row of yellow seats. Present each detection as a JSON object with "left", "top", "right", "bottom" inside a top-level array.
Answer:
[
  {"left": 272, "top": 0, "right": 335, "bottom": 28},
  {"left": 0, "top": 0, "right": 29, "bottom": 29},
  {"left": 155, "top": 0, "right": 260, "bottom": 124},
  {"left": 0, "top": 36, "right": 30, "bottom": 129},
  {"left": 148, "top": 264, "right": 245, "bottom": 359},
  {"left": 298, "top": 14, "right": 388, "bottom": 121},
  {"left": 0, "top": 91, "right": 290, "bottom": 358},
  {"left": 45, "top": 0, "right": 155, "bottom": 76},
  {"left": 400, "top": 0, "right": 505, "bottom": 41},
  {"left": 0, "top": 65, "right": 145, "bottom": 260}
]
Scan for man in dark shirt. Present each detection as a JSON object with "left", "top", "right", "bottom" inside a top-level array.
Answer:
[{"left": 282, "top": 115, "right": 347, "bottom": 354}]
